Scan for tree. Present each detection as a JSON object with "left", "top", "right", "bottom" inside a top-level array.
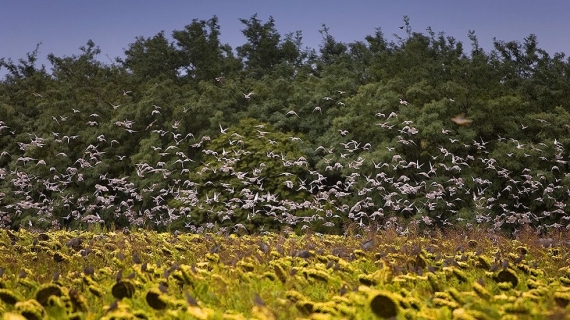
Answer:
[
  {"left": 318, "top": 24, "right": 348, "bottom": 66},
  {"left": 1, "top": 43, "right": 48, "bottom": 82},
  {"left": 121, "top": 31, "right": 181, "bottom": 81},
  {"left": 173, "top": 16, "right": 241, "bottom": 82},
  {"left": 237, "top": 14, "right": 281, "bottom": 74},
  {"left": 237, "top": 15, "right": 307, "bottom": 78}
]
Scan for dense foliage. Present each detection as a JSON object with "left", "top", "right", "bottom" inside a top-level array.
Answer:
[{"left": 1, "top": 15, "right": 570, "bottom": 234}]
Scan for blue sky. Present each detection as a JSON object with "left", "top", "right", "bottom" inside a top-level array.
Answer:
[{"left": 1, "top": 1, "right": 569, "bottom": 74}]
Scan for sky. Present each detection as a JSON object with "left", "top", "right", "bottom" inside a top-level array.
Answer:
[{"left": 1, "top": 1, "right": 569, "bottom": 76}]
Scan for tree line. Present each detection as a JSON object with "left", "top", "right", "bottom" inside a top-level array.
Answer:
[{"left": 1, "top": 15, "right": 570, "bottom": 234}]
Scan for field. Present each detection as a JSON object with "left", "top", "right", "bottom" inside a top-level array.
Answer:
[
  {"left": 4, "top": 10, "right": 570, "bottom": 320},
  {"left": 0, "top": 227, "right": 569, "bottom": 319}
]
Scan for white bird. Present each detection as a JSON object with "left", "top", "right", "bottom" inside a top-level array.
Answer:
[
  {"left": 145, "top": 119, "right": 158, "bottom": 131},
  {"left": 219, "top": 124, "right": 228, "bottom": 134},
  {"left": 243, "top": 92, "right": 255, "bottom": 99},
  {"left": 399, "top": 98, "right": 409, "bottom": 106},
  {"left": 286, "top": 110, "right": 299, "bottom": 117}
]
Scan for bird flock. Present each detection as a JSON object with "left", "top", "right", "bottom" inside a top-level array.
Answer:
[{"left": 0, "top": 88, "right": 569, "bottom": 235}]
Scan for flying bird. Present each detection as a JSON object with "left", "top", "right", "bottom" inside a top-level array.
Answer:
[
  {"left": 451, "top": 114, "right": 472, "bottom": 126},
  {"left": 286, "top": 110, "right": 299, "bottom": 117}
]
